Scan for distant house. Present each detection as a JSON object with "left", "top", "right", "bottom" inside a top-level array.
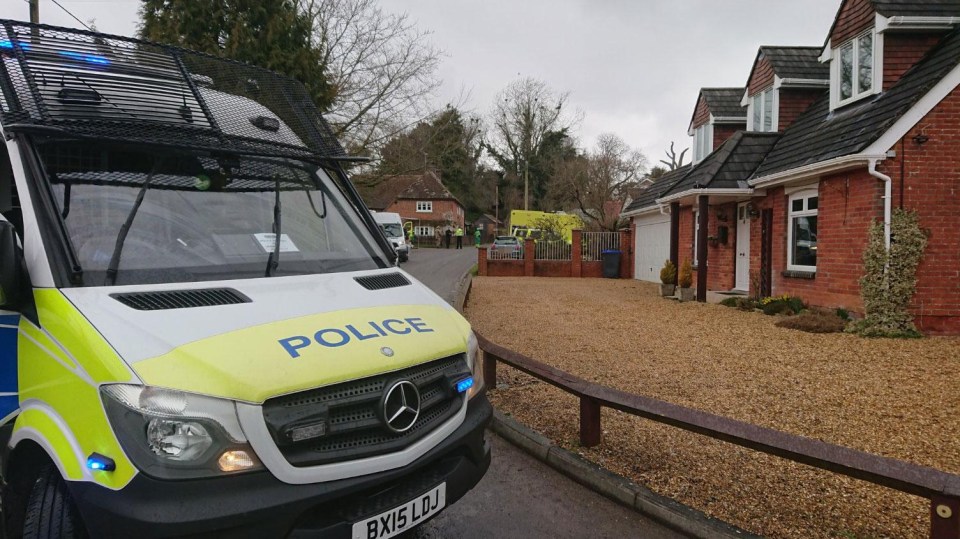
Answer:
[
  {"left": 625, "top": 0, "right": 960, "bottom": 334},
  {"left": 359, "top": 170, "right": 465, "bottom": 240},
  {"left": 473, "top": 214, "right": 502, "bottom": 243}
]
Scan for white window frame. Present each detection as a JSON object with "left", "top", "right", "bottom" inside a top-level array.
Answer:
[
  {"left": 692, "top": 124, "right": 713, "bottom": 164},
  {"left": 416, "top": 201, "right": 432, "bottom": 213},
  {"left": 747, "top": 87, "right": 777, "bottom": 132},
  {"left": 415, "top": 225, "right": 433, "bottom": 237},
  {"left": 787, "top": 188, "right": 819, "bottom": 272},
  {"left": 831, "top": 28, "right": 882, "bottom": 110}
]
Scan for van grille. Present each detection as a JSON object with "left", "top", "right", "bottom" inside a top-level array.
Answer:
[
  {"left": 110, "top": 288, "right": 250, "bottom": 310},
  {"left": 354, "top": 273, "right": 410, "bottom": 291},
  {"left": 262, "top": 356, "right": 468, "bottom": 467}
]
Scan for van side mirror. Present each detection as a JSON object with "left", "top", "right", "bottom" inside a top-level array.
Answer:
[{"left": 0, "top": 221, "right": 24, "bottom": 308}]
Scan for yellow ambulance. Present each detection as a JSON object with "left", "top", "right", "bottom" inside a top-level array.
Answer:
[{"left": 0, "top": 20, "right": 490, "bottom": 538}]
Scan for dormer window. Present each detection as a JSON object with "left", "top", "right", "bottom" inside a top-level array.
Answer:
[
  {"left": 692, "top": 124, "right": 713, "bottom": 163},
  {"left": 748, "top": 88, "right": 775, "bottom": 132},
  {"left": 831, "top": 30, "right": 881, "bottom": 109}
]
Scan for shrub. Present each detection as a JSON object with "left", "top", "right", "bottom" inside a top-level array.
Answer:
[
  {"left": 759, "top": 294, "right": 805, "bottom": 316},
  {"left": 835, "top": 307, "right": 851, "bottom": 321},
  {"left": 776, "top": 310, "right": 847, "bottom": 333},
  {"left": 659, "top": 260, "right": 677, "bottom": 285},
  {"left": 719, "top": 297, "right": 757, "bottom": 311},
  {"left": 848, "top": 209, "right": 927, "bottom": 338},
  {"left": 719, "top": 297, "right": 739, "bottom": 307},
  {"left": 678, "top": 259, "right": 693, "bottom": 288}
]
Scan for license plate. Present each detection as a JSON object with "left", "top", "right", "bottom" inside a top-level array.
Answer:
[{"left": 352, "top": 483, "right": 446, "bottom": 539}]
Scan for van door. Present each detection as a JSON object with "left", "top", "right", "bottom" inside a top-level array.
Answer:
[{"left": 0, "top": 142, "right": 21, "bottom": 423}]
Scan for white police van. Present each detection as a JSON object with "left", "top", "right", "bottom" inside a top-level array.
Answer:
[
  {"left": 0, "top": 20, "right": 490, "bottom": 538},
  {"left": 371, "top": 212, "right": 410, "bottom": 263}
]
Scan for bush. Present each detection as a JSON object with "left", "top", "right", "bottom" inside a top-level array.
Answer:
[
  {"left": 776, "top": 309, "right": 848, "bottom": 333},
  {"left": 835, "top": 307, "right": 851, "bottom": 321},
  {"left": 759, "top": 294, "right": 805, "bottom": 316},
  {"left": 659, "top": 260, "right": 677, "bottom": 285},
  {"left": 678, "top": 259, "right": 693, "bottom": 288},
  {"left": 720, "top": 297, "right": 757, "bottom": 311}
]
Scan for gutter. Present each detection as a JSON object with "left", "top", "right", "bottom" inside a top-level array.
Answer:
[
  {"left": 748, "top": 154, "right": 887, "bottom": 188},
  {"left": 868, "top": 158, "right": 893, "bottom": 251},
  {"left": 879, "top": 16, "right": 960, "bottom": 32},
  {"left": 655, "top": 188, "right": 753, "bottom": 206}
]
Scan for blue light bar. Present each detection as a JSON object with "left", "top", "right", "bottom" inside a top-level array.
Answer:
[
  {"left": 58, "top": 50, "right": 110, "bottom": 66},
  {"left": 0, "top": 41, "right": 31, "bottom": 52},
  {"left": 456, "top": 377, "right": 474, "bottom": 394},
  {"left": 86, "top": 452, "right": 116, "bottom": 472}
]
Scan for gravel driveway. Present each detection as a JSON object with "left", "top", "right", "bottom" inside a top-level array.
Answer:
[{"left": 465, "top": 277, "right": 960, "bottom": 539}]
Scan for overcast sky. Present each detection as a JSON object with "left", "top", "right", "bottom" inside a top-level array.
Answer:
[{"left": 25, "top": 0, "right": 841, "bottom": 167}]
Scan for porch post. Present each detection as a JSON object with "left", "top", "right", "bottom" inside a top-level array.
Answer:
[
  {"left": 669, "top": 203, "right": 680, "bottom": 286},
  {"left": 696, "top": 195, "right": 709, "bottom": 302}
]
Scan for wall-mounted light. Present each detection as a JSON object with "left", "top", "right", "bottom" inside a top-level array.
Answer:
[{"left": 912, "top": 133, "right": 929, "bottom": 145}]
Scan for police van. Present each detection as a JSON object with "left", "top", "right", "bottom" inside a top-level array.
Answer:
[
  {"left": 370, "top": 212, "right": 410, "bottom": 263},
  {"left": 0, "top": 21, "right": 490, "bottom": 538}
]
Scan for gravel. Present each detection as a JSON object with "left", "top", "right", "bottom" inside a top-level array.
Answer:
[{"left": 465, "top": 277, "right": 960, "bottom": 539}]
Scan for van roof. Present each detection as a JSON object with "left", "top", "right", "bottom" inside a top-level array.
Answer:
[{"left": 0, "top": 20, "right": 345, "bottom": 163}]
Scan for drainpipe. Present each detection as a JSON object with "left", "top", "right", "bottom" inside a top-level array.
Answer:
[{"left": 867, "top": 158, "right": 892, "bottom": 251}]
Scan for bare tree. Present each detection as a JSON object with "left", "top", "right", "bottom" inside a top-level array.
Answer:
[
  {"left": 659, "top": 141, "right": 689, "bottom": 170},
  {"left": 564, "top": 133, "right": 647, "bottom": 231},
  {"left": 303, "top": 0, "right": 442, "bottom": 155},
  {"left": 485, "top": 77, "right": 581, "bottom": 210}
]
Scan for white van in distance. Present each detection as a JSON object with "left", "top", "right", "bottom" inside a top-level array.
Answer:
[{"left": 372, "top": 211, "right": 410, "bottom": 263}]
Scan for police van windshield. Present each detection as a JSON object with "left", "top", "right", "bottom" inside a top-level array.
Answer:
[{"left": 37, "top": 140, "right": 386, "bottom": 286}]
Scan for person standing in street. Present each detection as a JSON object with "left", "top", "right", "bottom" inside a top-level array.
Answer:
[
  {"left": 455, "top": 226, "right": 464, "bottom": 249},
  {"left": 474, "top": 227, "right": 481, "bottom": 248},
  {"left": 444, "top": 228, "right": 452, "bottom": 249}
]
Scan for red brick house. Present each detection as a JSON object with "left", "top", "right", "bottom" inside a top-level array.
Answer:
[
  {"left": 626, "top": 0, "right": 960, "bottom": 334},
  {"left": 360, "top": 170, "right": 465, "bottom": 240}
]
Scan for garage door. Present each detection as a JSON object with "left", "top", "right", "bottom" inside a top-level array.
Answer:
[{"left": 634, "top": 214, "right": 671, "bottom": 283}]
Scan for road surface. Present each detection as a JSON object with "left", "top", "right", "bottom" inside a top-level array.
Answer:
[{"left": 402, "top": 246, "right": 682, "bottom": 538}]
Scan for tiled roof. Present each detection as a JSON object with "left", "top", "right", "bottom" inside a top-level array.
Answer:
[
  {"left": 872, "top": 0, "right": 960, "bottom": 17},
  {"left": 622, "top": 164, "right": 691, "bottom": 214},
  {"left": 357, "top": 170, "right": 460, "bottom": 210},
  {"left": 662, "top": 132, "right": 780, "bottom": 197},
  {"left": 753, "top": 27, "right": 960, "bottom": 179},
  {"left": 759, "top": 46, "right": 829, "bottom": 80},
  {"left": 702, "top": 88, "right": 747, "bottom": 118}
]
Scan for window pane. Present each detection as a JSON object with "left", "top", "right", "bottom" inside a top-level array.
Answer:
[
  {"left": 763, "top": 90, "right": 773, "bottom": 131},
  {"left": 807, "top": 196, "right": 818, "bottom": 210},
  {"left": 840, "top": 44, "right": 853, "bottom": 100},
  {"left": 792, "top": 216, "right": 817, "bottom": 267},
  {"left": 752, "top": 94, "right": 762, "bottom": 129},
  {"left": 792, "top": 199, "right": 803, "bottom": 212},
  {"left": 858, "top": 34, "right": 873, "bottom": 92}
]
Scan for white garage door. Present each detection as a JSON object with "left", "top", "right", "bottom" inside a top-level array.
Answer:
[{"left": 634, "top": 214, "right": 671, "bottom": 283}]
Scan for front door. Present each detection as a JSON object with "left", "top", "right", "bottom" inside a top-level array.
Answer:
[{"left": 735, "top": 203, "right": 751, "bottom": 291}]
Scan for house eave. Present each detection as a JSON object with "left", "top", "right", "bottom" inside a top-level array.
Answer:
[
  {"left": 712, "top": 116, "right": 748, "bottom": 124},
  {"left": 878, "top": 16, "right": 960, "bottom": 33},
  {"left": 776, "top": 78, "right": 829, "bottom": 89},
  {"left": 655, "top": 188, "right": 754, "bottom": 205},
  {"left": 622, "top": 205, "right": 662, "bottom": 218},
  {"left": 747, "top": 154, "right": 886, "bottom": 189}
]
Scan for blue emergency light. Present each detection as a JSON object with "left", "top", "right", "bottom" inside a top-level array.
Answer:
[
  {"left": 455, "top": 377, "right": 474, "bottom": 394},
  {"left": 58, "top": 50, "right": 110, "bottom": 66},
  {"left": 86, "top": 453, "right": 116, "bottom": 472}
]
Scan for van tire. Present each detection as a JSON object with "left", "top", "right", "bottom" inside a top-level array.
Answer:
[{"left": 22, "top": 465, "right": 87, "bottom": 539}]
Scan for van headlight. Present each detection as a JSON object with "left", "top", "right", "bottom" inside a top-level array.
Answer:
[
  {"left": 465, "top": 332, "right": 485, "bottom": 399},
  {"left": 100, "top": 384, "right": 263, "bottom": 479}
]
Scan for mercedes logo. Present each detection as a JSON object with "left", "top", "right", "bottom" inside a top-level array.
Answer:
[
  {"left": 380, "top": 346, "right": 394, "bottom": 357},
  {"left": 381, "top": 380, "right": 421, "bottom": 433}
]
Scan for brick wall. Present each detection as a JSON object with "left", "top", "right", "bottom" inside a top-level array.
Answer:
[
  {"left": 884, "top": 33, "right": 946, "bottom": 91},
  {"left": 677, "top": 207, "right": 695, "bottom": 284},
  {"left": 388, "top": 199, "right": 465, "bottom": 230},
  {"left": 778, "top": 89, "right": 825, "bottom": 132},
  {"left": 831, "top": 0, "right": 874, "bottom": 46},
  {"left": 713, "top": 124, "right": 744, "bottom": 151},
  {"left": 748, "top": 56, "right": 775, "bottom": 96},
  {"left": 706, "top": 203, "right": 737, "bottom": 290},
  {"left": 691, "top": 94, "right": 710, "bottom": 130}
]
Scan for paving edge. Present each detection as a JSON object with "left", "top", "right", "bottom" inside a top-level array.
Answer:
[
  {"left": 453, "top": 271, "right": 472, "bottom": 313},
  {"left": 490, "top": 410, "right": 761, "bottom": 539}
]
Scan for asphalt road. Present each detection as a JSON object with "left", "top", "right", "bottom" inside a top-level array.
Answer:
[{"left": 402, "top": 246, "right": 682, "bottom": 539}]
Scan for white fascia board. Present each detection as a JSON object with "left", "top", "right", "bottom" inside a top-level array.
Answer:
[
  {"left": 747, "top": 154, "right": 886, "bottom": 188},
  {"left": 740, "top": 88, "right": 750, "bottom": 107},
  {"left": 622, "top": 205, "right": 661, "bottom": 218},
  {"left": 819, "top": 40, "right": 832, "bottom": 63},
  {"left": 777, "top": 78, "right": 830, "bottom": 88},
  {"left": 655, "top": 188, "right": 754, "bottom": 205},
  {"left": 712, "top": 116, "right": 747, "bottom": 124},
  {"left": 864, "top": 59, "right": 960, "bottom": 155},
  {"left": 879, "top": 15, "right": 960, "bottom": 32}
]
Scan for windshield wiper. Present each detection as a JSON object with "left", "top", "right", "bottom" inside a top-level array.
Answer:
[
  {"left": 104, "top": 165, "right": 158, "bottom": 286},
  {"left": 265, "top": 175, "right": 282, "bottom": 277}
]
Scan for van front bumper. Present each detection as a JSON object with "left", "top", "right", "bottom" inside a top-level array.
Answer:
[{"left": 70, "top": 395, "right": 492, "bottom": 538}]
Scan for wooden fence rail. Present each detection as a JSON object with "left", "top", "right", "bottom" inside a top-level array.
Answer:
[{"left": 477, "top": 333, "right": 960, "bottom": 539}]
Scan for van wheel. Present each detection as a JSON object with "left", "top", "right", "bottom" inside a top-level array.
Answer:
[{"left": 22, "top": 465, "right": 87, "bottom": 539}]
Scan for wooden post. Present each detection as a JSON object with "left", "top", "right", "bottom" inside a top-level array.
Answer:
[
  {"left": 571, "top": 230, "right": 582, "bottom": 278},
  {"left": 930, "top": 496, "right": 960, "bottom": 539},
  {"left": 579, "top": 397, "right": 601, "bottom": 447},
  {"left": 696, "top": 195, "right": 709, "bottom": 302},
  {"left": 669, "top": 203, "right": 680, "bottom": 286},
  {"left": 482, "top": 351, "right": 497, "bottom": 390}
]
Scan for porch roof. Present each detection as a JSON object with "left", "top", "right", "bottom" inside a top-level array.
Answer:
[{"left": 622, "top": 164, "right": 691, "bottom": 216}]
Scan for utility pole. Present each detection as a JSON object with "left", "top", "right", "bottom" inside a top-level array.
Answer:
[
  {"left": 29, "top": 0, "right": 39, "bottom": 24},
  {"left": 523, "top": 158, "right": 529, "bottom": 211}
]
